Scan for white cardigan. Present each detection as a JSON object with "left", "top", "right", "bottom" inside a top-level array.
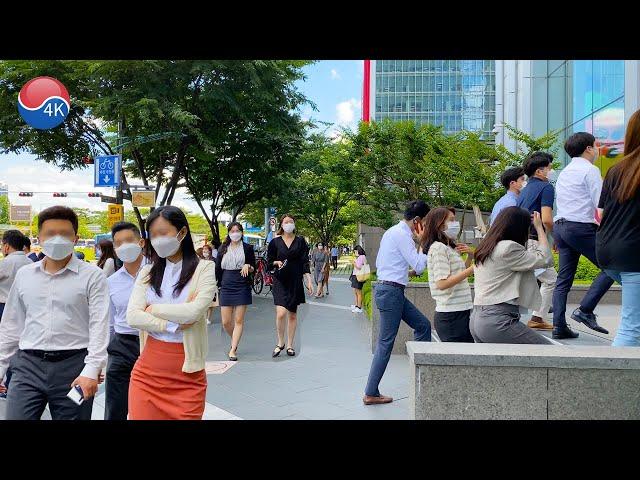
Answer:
[{"left": 126, "top": 259, "right": 217, "bottom": 373}]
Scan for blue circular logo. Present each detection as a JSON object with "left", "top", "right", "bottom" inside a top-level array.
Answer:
[{"left": 17, "top": 76, "right": 70, "bottom": 130}]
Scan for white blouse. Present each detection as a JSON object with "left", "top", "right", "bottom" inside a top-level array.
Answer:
[
  {"left": 221, "top": 243, "right": 245, "bottom": 270},
  {"left": 146, "top": 259, "right": 192, "bottom": 343}
]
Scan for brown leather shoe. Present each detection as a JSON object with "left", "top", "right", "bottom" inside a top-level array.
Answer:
[
  {"left": 363, "top": 394, "right": 393, "bottom": 405},
  {"left": 528, "top": 315, "right": 553, "bottom": 330}
]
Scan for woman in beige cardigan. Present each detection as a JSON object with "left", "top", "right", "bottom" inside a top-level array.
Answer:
[
  {"left": 126, "top": 206, "right": 217, "bottom": 420},
  {"left": 471, "top": 207, "right": 554, "bottom": 344}
]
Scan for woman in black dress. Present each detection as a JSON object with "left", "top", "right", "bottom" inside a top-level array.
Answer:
[
  {"left": 267, "top": 214, "right": 313, "bottom": 357},
  {"left": 215, "top": 222, "right": 256, "bottom": 361}
]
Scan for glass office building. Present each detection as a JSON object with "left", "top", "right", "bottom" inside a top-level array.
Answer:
[
  {"left": 368, "top": 60, "right": 496, "bottom": 140},
  {"left": 531, "top": 60, "right": 625, "bottom": 176}
]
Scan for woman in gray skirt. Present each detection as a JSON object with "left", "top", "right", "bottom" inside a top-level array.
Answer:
[
  {"left": 470, "top": 207, "right": 554, "bottom": 344},
  {"left": 215, "top": 222, "right": 256, "bottom": 360},
  {"left": 312, "top": 242, "right": 329, "bottom": 298}
]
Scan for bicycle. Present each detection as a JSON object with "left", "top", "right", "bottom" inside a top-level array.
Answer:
[{"left": 252, "top": 253, "right": 273, "bottom": 295}]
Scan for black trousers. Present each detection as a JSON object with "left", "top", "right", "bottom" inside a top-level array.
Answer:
[
  {"left": 331, "top": 256, "right": 338, "bottom": 269},
  {"left": 552, "top": 220, "right": 615, "bottom": 328},
  {"left": 434, "top": 310, "right": 474, "bottom": 342},
  {"left": 105, "top": 333, "right": 140, "bottom": 420},
  {"left": 6, "top": 349, "right": 94, "bottom": 420},
  {"left": 0, "top": 303, "right": 12, "bottom": 391}
]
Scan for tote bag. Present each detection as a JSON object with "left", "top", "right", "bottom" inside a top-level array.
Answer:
[{"left": 354, "top": 257, "right": 371, "bottom": 282}]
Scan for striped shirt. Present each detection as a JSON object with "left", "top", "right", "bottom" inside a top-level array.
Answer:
[{"left": 427, "top": 241, "right": 472, "bottom": 312}]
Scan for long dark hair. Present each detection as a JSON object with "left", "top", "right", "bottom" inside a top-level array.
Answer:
[
  {"left": 218, "top": 222, "right": 244, "bottom": 257},
  {"left": 145, "top": 206, "right": 199, "bottom": 298},
  {"left": 97, "top": 239, "right": 117, "bottom": 269},
  {"left": 421, "top": 207, "right": 457, "bottom": 254},
  {"left": 474, "top": 206, "right": 531, "bottom": 265}
]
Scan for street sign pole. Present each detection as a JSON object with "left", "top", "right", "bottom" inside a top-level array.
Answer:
[{"left": 116, "top": 119, "right": 124, "bottom": 206}]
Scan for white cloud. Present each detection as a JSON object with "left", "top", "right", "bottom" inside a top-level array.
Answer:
[
  {"left": 336, "top": 98, "right": 362, "bottom": 128},
  {"left": 330, "top": 69, "right": 341, "bottom": 80}
]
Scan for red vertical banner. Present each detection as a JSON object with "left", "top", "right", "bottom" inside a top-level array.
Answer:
[{"left": 362, "top": 59, "right": 371, "bottom": 122}]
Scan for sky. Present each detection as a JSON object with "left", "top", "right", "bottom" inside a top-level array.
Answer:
[{"left": 0, "top": 60, "right": 363, "bottom": 217}]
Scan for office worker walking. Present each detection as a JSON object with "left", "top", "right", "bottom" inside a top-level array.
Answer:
[
  {"left": 0, "top": 206, "right": 110, "bottom": 420},
  {"left": 127, "top": 206, "right": 216, "bottom": 420}
]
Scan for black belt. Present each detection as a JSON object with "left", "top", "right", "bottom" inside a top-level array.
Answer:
[
  {"left": 115, "top": 333, "right": 139, "bottom": 341},
  {"left": 380, "top": 280, "right": 405, "bottom": 289},
  {"left": 21, "top": 348, "right": 87, "bottom": 362}
]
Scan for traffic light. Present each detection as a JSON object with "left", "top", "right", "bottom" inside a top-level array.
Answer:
[
  {"left": 53, "top": 192, "right": 68, "bottom": 197},
  {"left": 18, "top": 192, "right": 33, "bottom": 197},
  {"left": 82, "top": 156, "right": 94, "bottom": 165},
  {"left": 88, "top": 192, "right": 101, "bottom": 197}
]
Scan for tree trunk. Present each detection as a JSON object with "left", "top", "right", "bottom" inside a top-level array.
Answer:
[{"left": 458, "top": 207, "right": 467, "bottom": 242}]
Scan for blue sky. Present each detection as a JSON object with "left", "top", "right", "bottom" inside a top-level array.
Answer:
[{"left": 1, "top": 60, "right": 363, "bottom": 214}]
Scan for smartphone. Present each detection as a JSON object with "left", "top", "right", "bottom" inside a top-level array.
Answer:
[{"left": 67, "top": 385, "right": 84, "bottom": 405}]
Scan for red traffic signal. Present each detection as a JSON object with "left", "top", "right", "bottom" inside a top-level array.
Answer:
[
  {"left": 82, "top": 156, "right": 94, "bottom": 165},
  {"left": 88, "top": 192, "right": 101, "bottom": 197},
  {"left": 18, "top": 192, "right": 34, "bottom": 197},
  {"left": 53, "top": 192, "right": 68, "bottom": 197}
]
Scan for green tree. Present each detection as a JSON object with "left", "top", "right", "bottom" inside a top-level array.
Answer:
[
  {"left": 0, "top": 195, "right": 8, "bottom": 224},
  {"left": 0, "top": 60, "right": 313, "bottom": 241}
]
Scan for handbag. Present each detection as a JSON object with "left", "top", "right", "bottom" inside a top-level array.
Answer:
[{"left": 355, "top": 258, "right": 371, "bottom": 282}]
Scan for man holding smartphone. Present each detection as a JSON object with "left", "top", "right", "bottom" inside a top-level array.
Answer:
[
  {"left": 0, "top": 206, "right": 110, "bottom": 420},
  {"left": 364, "top": 200, "right": 432, "bottom": 405}
]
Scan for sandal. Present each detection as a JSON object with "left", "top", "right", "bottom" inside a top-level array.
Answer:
[
  {"left": 272, "top": 344, "right": 285, "bottom": 358},
  {"left": 286, "top": 347, "right": 296, "bottom": 357}
]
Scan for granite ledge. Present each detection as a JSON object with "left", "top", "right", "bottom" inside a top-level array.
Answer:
[{"left": 407, "top": 342, "right": 640, "bottom": 370}]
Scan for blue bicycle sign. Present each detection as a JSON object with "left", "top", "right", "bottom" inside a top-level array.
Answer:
[{"left": 94, "top": 154, "right": 121, "bottom": 187}]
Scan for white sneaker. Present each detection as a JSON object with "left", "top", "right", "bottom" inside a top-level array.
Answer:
[
  {"left": 353, "top": 307, "right": 363, "bottom": 313},
  {"left": 350, "top": 306, "right": 357, "bottom": 312}
]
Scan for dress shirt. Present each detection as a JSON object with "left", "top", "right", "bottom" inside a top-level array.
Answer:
[
  {"left": 554, "top": 157, "right": 602, "bottom": 223},
  {"left": 102, "top": 257, "right": 116, "bottom": 278},
  {"left": 0, "top": 254, "right": 110, "bottom": 381},
  {"left": 0, "top": 252, "right": 33, "bottom": 303},
  {"left": 146, "top": 259, "right": 192, "bottom": 343},
  {"left": 490, "top": 190, "right": 519, "bottom": 225},
  {"left": 107, "top": 257, "right": 148, "bottom": 336},
  {"left": 375, "top": 221, "right": 427, "bottom": 286}
]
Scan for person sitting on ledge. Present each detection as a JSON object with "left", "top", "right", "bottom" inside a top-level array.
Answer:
[{"left": 470, "top": 207, "right": 554, "bottom": 344}]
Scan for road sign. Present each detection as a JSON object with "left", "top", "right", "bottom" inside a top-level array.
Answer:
[
  {"left": 131, "top": 190, "right": 156, "bottom": 208},
  {"left": 10, "top": 205, "right": 31, "bottom": 222},
  {"left": 269, "top": 207, "right": 277, "bottom": 216},
  {"left": 87, "top": 224, "right": 102, "bottom": 233},
  {"left": 269, "top": 216, "right": 276, "bottom": 232},
  {"left": 107, "top": 204, "right": 124, "bottom": 229},
  {"left": 94, "top": 154, "right": 121, "bottom": 188}
]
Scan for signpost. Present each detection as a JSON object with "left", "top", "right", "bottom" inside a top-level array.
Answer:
[
  {"left": 131, "top": 189, "right": 156, "bottom": 208},
  {"left": 269, "top": 216, "right": 276, "bottom": 232},
  {"left": 94, "top": 155, "right": 121, "bottom": 188},
  {"left": 107, "top": 204, "right": 124, "bottom": 229},
  {"left": 10, "top": 205, "right": 31, "bottom": 222},
  {"left": 87, "top": 224, "right": 102, "bottom": 233}
]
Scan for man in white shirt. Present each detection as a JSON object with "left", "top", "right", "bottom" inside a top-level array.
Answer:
[
  {"left": 105, "top": 221, "right": 146, "bottom": 420},
  {"left": 364, "top": 200, "right": 432, "bottom": 406},
  {"left": 0, "top": 230, "right": 34, "bottom": 399},
  {"left": 551, "top": 132, "right": 614, "bottom": 339},
  {"left": 0, "top": 206, "right": 110, "bottom": 420}
]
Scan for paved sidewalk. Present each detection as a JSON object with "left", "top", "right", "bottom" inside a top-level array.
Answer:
[{"left": 0, "top": 275, "right": 621, "bottom": 421}]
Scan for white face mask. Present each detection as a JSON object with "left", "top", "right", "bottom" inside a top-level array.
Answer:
[
  {"left": 42, "top": 235, "right": 75, "bottom": 261},
  {"left": 282, "top": 223, "right": 295, "bottom": 234},
  {"left": 444, "top": 221, "right": 461, "bottom": 240},
  {"left": 202, "top": 251, "right": 211, "bottom": 258},
  {"left": 115, "top": 242, "right": 142, "bottom": 264},
  {"left": 151, "top": 230, "right": 184, "bottom": 259},
  {"left": 521, "top": 181, "right": 528, "bottom": 189},
  {"left": 229, "top": 232, "right": 242, "bottom": 242}
]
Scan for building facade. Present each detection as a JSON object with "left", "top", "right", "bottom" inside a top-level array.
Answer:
[
  {"left": 495, "top": 60, "right": 640, "bottom": 176},
  {"left": 364, "top": 60, "right": 496, "bottom": 140}
]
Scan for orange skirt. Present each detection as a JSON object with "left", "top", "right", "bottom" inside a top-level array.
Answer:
[{"left": 128, "top": 336, "right": 207, "bottom": 420}]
